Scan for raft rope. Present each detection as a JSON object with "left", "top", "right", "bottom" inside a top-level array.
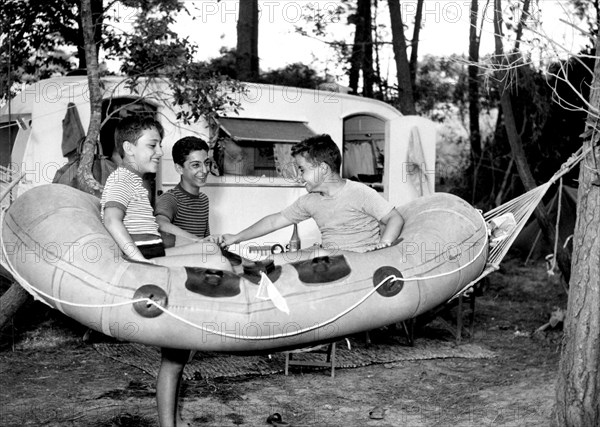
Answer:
[
  {"left": 0, "top": 171, "right": 25, "bottom": 204},
  {"left": 0, "top": 145, "right": 592, "bottom": 340},
  {"left": 546, "top": 177, "right": 563, "bottom": 276}
]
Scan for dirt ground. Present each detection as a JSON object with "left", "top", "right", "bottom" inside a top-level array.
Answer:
[{"left": 0, "top": 257, "right": 567, "bottom": 427}]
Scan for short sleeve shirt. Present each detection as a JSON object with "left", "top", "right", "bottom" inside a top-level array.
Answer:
[
  {"left": 281, "top": 180, "right": 394, "bottom": 252},
  {"left": 100, "top": 167, "right": 160, "bottom": 239},
  {"left": 154, "top": 184, "right": 210, "bottom": 239}
]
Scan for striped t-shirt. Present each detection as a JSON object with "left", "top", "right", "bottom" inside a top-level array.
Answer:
[
  {"left": 154, "top": 184, "right": 210, "bottom": 239},
  {"left": 100, "top": 167, "right": 161, "bottom": 242}
]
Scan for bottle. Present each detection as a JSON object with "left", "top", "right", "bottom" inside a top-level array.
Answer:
[{"left": 288, "top": 223, "right": 301, "bottom": 252}]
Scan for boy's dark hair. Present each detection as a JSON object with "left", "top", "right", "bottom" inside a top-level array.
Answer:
[
  {"left": 291, "top": 134, "right": 341, "bottom": 174},
  {"left": 114, "top": 115, "right": 164, "bottom": 157},
  {"left": 172, "top": 136, "right": 209, "bottom": 166}
]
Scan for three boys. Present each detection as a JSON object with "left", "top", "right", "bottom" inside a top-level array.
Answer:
[{"left": 100, "top": 118, "right": 403, "bottom": 426}]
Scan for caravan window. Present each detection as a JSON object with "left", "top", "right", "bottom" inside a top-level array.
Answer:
[{"left": 214, "top": 118, "right": 315, "bottom": 181}]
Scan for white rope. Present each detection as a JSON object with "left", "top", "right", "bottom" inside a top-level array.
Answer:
[
  {"left": 0, "top": 171, "right": 25, "bottom": 202},
  {"left": 548, "top": 145, "right": 592, "bottom": 184},
  {"left": 547, "top": 177, "right": 563, "bottom": 276}
]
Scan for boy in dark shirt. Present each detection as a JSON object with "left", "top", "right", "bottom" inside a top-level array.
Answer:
[
  {"left": 155, "top": 136, "right": 212, "bottom": 245},
  {"left": 153, "top": 136, "right": 214, "bottom": 427}
]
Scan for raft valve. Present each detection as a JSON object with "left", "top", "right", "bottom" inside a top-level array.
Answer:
[{"left": 133, "top": 285, "right": 168, "bottom": 318}]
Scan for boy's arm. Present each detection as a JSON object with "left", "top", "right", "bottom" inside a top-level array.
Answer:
[
  {"left": 219, "top": 213, "right": 293, "bottom": 247},
  {"left": 103, "top": 206, "right": 147, "bottom": 262},
  {"left": 377, "top": 208, "right": 405, "bottom": 248},
  {"left": 155, "top": 192, "right": 211, "bottom": 242},
  {"left": 155, "top": 214, "right": 203, "bottom": 242}
]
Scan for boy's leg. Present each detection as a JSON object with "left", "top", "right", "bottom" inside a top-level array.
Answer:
[{"left": 157, "top": 347, "right": 191, "bottom": 427}]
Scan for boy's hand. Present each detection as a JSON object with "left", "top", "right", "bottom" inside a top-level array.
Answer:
[
  {"left": 204, "top": 235, "right": 219, "bottom": 243},
  {"left": 219, "top": 234, "right": 237, "bottom": 248}
]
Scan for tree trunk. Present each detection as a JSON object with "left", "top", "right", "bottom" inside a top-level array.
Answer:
[
  {"left": 0, "top": 282, "right": 30, "bottom": 332},
  {"left": 514, "top": 0, "right": 530, "bottom": 52},
  {"left": 373, "top": 0, "right": 385, "bottom": 97},
  {"left": 75, "top": 0, "right": 103, "bottom": 71},
  {"left": 78, "top": 0, "right": 103, "bottom": 196},
  {"left": 492, "top": 0, "right": 571, "bottom": 281},
  {"left": 348, "top": 1, "right": 367, "bottom": 94},
  {"left": 408, "top": 0, "right": 424, "bottom": 89},
  {"left": 236, "top": 0, "right": 259, "bottom": 82},
  {"left": 360, "top": 0, "right": 374, "bottom": 98},
  {"left": 388, "top": 0, "right": 416, "bottom": 115},
  {"left": 553, "top": 35, "right": 600, "bottom": 427},
  {"left": 468, "top": 0, "right": 481, "bottom": 159}
]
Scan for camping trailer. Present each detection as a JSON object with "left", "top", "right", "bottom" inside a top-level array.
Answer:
[{"left": 0, "top": 76, "right": 437, "bottom": 256}]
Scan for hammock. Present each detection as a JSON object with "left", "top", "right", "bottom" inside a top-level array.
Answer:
[{"left": 450, "top": 145, "right": 592, "bottom": 300}]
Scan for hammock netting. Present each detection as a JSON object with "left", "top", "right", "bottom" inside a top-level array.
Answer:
[{"left": 450, "top": 145, "right": 592, "bottom": 300}]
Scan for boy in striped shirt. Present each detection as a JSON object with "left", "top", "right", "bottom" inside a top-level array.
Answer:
[
  {"left": 100, "top": 117, "right": 228, "bottom": 427},
  {"left": 155, "top": 136, "right": 212, "bottom": 246}
]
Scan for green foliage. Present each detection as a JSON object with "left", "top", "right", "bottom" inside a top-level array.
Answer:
[
  {"left": 118, "top": 0, "right": 244, "bottom": 135},
  {"left": 197, "top": 48, "right": 238, "bottom": 79},
  {"left": 119, "top": 4, "right": 190, "bottom": 76},
  {"left": 415, "top": 55, "right": 469, "bottom": 120},
  {"left": 0, "top": 0, "right": 80, "bottom": 95},
  {"left": 292, "top": 2, "right": 357, "bottom": 88},
  {"left": 535, "top": 51, "right": 595, "bottom": 183},
  {"left": 0, "top": 0, "right": 126, "bottom": 99},
  {"left": 168, "top": 63, "right": 245, "bottom": 127},
  {"left": 192, "top": 49, "right": 326, "bottom": 90},
  {"left": 261, "top": 63, "right": 326, "bottom": 89},
  {"left": 569, "top": 0, "right": 598, "bottom": 45}
]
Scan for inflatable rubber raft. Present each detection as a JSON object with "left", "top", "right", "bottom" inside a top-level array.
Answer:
[{"left": 1, "top": 184, "right": 488, "bottom": 352}]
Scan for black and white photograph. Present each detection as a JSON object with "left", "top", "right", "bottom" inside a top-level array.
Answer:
[{"left": 0, "top": 1, "right": 598, "bottom": 426}]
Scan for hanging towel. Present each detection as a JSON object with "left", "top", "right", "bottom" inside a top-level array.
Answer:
[
  {"left": 61, "top": 103, "right": 86, "bottom": 157},
  {"left": 406, "top": 127, "right": 432, "bottom": 196}
]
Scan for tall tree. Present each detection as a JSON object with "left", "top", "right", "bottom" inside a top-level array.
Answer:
[
  {"left": 75, "top": 0, "right": 103, "bottom": 70},
  {"left": 388, "top": 0, "right": 416, "bottom": 114},
  {"left": 468, "top": 0, "right": 482, "bottom": 159},
  {"left": 408, "top": 0, "right": 424, "bottom": 89},
  {"left": 553, "top": 34, "right": 600, "bottom": 427},
  {"left": 348, "top": 0, "right": 375, "bottom": 96},
  {"left": 492, "top": 0, "right": 571, "bottom": 281},
  {"left": 78, "top": 0, "right": 104, "bottom": 196},
  {"left": 236, "top": 0, "right": 259, "bottom": 82}
]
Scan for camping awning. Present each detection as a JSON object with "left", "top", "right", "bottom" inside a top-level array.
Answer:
[{"left": 217, "top": 117, "right": 316, "bottom": 143}]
